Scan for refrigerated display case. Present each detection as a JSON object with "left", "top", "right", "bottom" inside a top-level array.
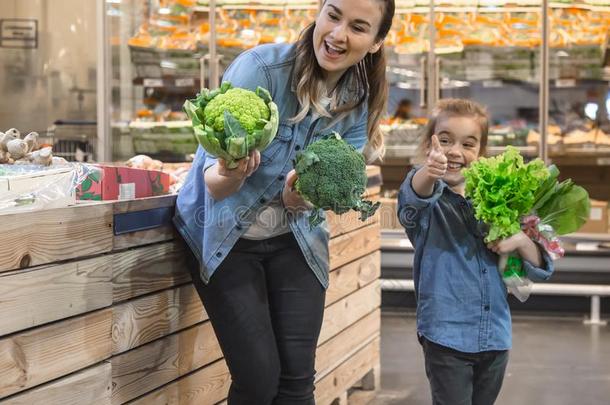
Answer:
[
  {"left": 99, "top": 0, "right": 610, "bottom": 200},
  {"left": 102, "top": 0, "right": 317, "bottom": 162}
]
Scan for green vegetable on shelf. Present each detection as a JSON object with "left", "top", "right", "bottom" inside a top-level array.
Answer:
[
  {"left": 183, "top": 81, "right": 279, "bottom": 168},
  {"left": 294, "top": 133, "right": 380, "bottom": 229}
]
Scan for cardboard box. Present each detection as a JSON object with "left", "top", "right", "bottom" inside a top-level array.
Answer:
[
  {"left": 579, "top": 199, "right": 609, "bottom": 234},
  {"left": 77, "top": 164, "right": 170, "bottom": 201},
  {"left": 0, "top": 166, "right": 76, "bottom": 213}
]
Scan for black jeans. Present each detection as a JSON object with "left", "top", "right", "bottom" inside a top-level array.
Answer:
[
  {"left": 188, "top": 232, "right": 325, "bottom": 405},
  {"left": 420, "top": 336, "right": 509, "bottom": 405}
]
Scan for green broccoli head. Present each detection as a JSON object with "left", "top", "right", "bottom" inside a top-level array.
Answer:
[
  {"left": 203, "top": 88, "right": 270, "bottom": 133},
  {"left": 294, "top": 133, "right": 380, "bottom": 228}
]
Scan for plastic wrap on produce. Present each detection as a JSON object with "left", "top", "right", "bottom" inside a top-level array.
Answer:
[{"left": 0, "top": 163, "right": 98, "bottom": 214}]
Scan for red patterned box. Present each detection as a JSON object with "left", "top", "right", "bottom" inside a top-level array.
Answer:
[{"left": 77, "top": 164, "right": 170, "bottom": 201}]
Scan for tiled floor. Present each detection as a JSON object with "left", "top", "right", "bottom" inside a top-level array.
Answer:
[{"left": 371, "top": 312, "right": 610, "bottom": 405}]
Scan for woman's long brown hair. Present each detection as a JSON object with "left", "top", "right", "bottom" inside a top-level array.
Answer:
[{"left": 291, "top": 0, "right": 395, "bottom": 159}]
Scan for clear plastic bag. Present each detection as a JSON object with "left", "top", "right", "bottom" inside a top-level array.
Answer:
[
  {"left": 498, "top": 253, "right": 533, "bottom": 303},
  {"left": 0, "top": 163, "right": 96, "bottom": 214}
]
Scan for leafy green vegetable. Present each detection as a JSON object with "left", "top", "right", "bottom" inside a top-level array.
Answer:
[
  {"left": 294, "top": 133, "right": 380, "bottom": 228},
  {"left": 463, "top": 146, "right": 549, "bottom": 242},
  {"left": 534, "top": 178, "right": 590, "bottom": 235},
  {"left": 183, "top": 81, "right": 279, "bottom": 168}
]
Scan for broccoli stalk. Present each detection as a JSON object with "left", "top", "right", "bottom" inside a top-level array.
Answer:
[{"left": 294, "top": 133, "right": 380, "bottom": 228}]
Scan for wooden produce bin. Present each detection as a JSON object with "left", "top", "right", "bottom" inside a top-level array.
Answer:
[{"left": 0, "top": 166, "right": 383, "bottom": 405}]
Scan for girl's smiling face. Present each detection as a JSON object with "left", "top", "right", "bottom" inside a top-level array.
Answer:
[
  {"left": 430, "top": 115, "right": 483, "bottom": 188},
  {"left": 313, "top": 0, "right": 384, "bottom": 88}
]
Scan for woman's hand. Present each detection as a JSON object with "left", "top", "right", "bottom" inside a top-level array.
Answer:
[
  {"left": 217, "top": 149, "right": 261, "bottom": 179},
  {"left": 282, "top": 170, "right": 314, "bottom": 213},
  {"left": 487, "top": 231, "right": 543, "bottom": 267},
  {"left": 204, "top": 149, "right": 260, "bottom": 201}
]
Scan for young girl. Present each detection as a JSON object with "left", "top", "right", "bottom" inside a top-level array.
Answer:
[
  {"left": 397, "top": 99, "right": 554, "bottom": 405},
  {"left": 174, "top": 1, "right": 395, "bottom": 403}
]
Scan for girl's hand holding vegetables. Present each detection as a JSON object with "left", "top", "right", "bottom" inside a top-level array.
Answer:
[{"left": 487, "top": 231, "right": 543, "bottom": 268}]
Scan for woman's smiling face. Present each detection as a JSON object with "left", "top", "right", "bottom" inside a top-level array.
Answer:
[{"left": 312, "top": 0, "right": 384, "bottom": 87}]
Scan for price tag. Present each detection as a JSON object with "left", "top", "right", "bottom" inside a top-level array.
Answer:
[
  {"left": 143, "top": 78, "right": 163, "bottom": 87},
  {"left": 483, "top": 80, "right": 503, "bottom": 88},
  {"left": 555, "top": 79, "right": 576, "bottom": 88},
  {"left": 399, "top": 238, "right": 413, "bottom": 249},
  {"left": 597, "top": 157, "right": 610, "bottom": 166},
  {"left": 175, "top": 78, "right": 195, "bottom": 87}
]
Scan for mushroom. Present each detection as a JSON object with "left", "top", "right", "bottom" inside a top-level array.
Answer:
[
  {"left": 0, "top": 131, "right": 18, "bottom": 152},
  {"left": 6, "top": 139, "right": 29, "bottom": 159},
  {"left": 28, "top": 146, "right": 53, "bottom": 166},
  {"left": 0, "top": 150, "right": 12, "bottom": 164},
  {"left": 5, "top": 128, "right": 20, "bottom": 139},
  {"left": 23, "top": 132, "right": 39, "bottom": 153}
]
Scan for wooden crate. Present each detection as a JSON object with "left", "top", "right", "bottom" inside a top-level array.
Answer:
[{"left": 0, "top": 167, "right": 382, "bottom": 405}]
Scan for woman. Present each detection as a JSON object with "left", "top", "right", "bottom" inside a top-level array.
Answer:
[{"left": 174, "top": 0, "right": 395, "bottom": 403}]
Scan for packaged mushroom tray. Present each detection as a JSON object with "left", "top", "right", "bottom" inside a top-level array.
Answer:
[{"left": 0, "top": 128, "right": 92, "bottom": 214}]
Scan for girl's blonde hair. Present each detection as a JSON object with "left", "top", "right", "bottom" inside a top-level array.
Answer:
[
  {"left": 417, "top": 98, "right": 489, "bottom": 161},
  {"left": 290, "top": 0, "right": 395, "bottom": 158}
]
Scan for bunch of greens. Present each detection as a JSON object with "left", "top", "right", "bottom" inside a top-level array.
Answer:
[
  {"left": 531, "top": 164, "right": 590, "bottom": 235},
  {"left": 464, "top": 147, "right": 550, "bottom": 242},
  {"left": 183, "top": 81, "right": 279, "bottom": 168},
  {"left": 463, "top": 146, "right": 590, "bottom": 241},
  {"left": 294, "top": 133, "right": 380, "bottom": 228}
]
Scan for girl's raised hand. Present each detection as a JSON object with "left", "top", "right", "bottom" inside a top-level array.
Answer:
[{"left": 426, "top": 134, "right": 448, "bottom": 179}]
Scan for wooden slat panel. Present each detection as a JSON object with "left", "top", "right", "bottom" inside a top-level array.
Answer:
[
  {"left": 329, "top": 223, "right": 381, "bottom": 270},
  {"left": 111, "top": 321, "right": 222, "bottom": 404},
  {"left": 113, "top": 225, "right": 175, "bottom": 251},
  {"left": 327, "top": 199, "right": 379, "bottom": 239},
  {"left": 112, "top": 242, "right": 191, "bottom": 303},
  {"left": 1, "top": 362, "right": 112, "bottom": 405},
  {"left": 128, "top": 359, "right": 230, "bottom": 405},
  {"left": 0, "top": 257, "right": 112, "bottom": 337},
  {"left": 315, "top": 309, "right": 380, "bottom": 377},
  {"left": 318, "top": 281, "right": 380, "bottom": 345},
  {"left": 112, "top": 195, "right": 176, "bottom": 214},
  {"left": 0, "top": 309, "right": 112, "bottom": 399},
  {"left": 314, "top": 338, "right": 380, "bottom": 405},
  {"left": 112, "top": 285, "right": 206, "bottom": 355},
  {"left": 0, "top": 204, "right": 113, "bottom": 273},
  {"left": 326, "top": 251, "right": 380, "bottom": 307}
]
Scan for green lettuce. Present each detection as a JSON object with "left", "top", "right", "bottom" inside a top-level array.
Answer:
[{"left": 463, "top": 146, "right": 549, "bottom": 242}]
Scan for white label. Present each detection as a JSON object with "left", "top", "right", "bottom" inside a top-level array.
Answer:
[
  {"left": 143, "top": 78, "right": 163, "bottom": 87},
  {"left": 483, "top": 80, "right": 503, "bottom": 88},
  {"left": 590, "top": 207, "right": 603, "bottom": 221},
  {"left": 399, "top": 238, "right": 413, "bottom": 248},
  {"left": 175, "top": 78, "right": 195, "bottom": 87},
  {"left": 555, "top": 79, "right": 576, "bottom": 88},
  {"left": 597, "top": 158, "right": 610, "bottom": 166},
  {"left": 119, "top": 183, "right": 136, "bottom": 201},
  {"left": 575, "top": 242, "right": 599, "bottom": 251}
]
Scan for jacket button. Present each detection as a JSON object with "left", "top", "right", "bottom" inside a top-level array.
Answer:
[
  {"left": 216, "top": 252, "right": 222, "bottom": 258},
  {"left": 235, "top": 224, "right": 242, "bottom": 230},
  {"left": 484, "top": 305, "right": 490, "bottom": 311},
  {"left": 260, "top": 198, "right": 266, "bottom": 204},
  {"left": 482, "top": 268, "right": 488, "bottom": 274},
  {"left": 277, "top": 175, "right": 285, "bottom": 181},
  {"left": 295, "top": 145, "right": 301, "bottom": 151}
]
